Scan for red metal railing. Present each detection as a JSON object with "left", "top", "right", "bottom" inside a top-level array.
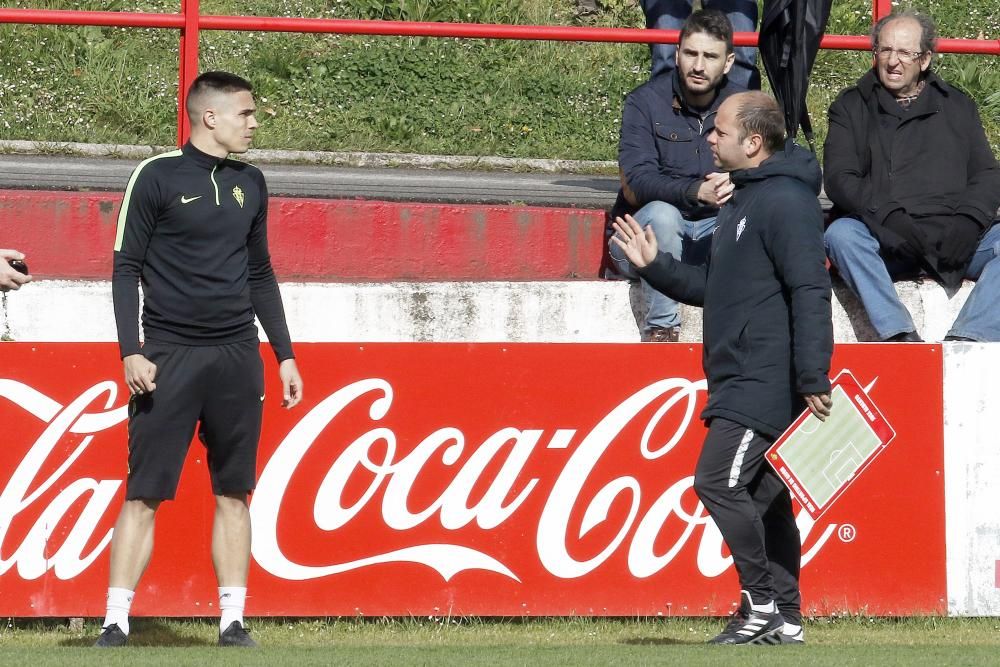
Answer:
[{"left": 1, "top": 4, "right": 998, "bottom": 145}]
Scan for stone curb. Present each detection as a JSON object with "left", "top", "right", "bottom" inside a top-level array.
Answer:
[{"left": 0, "top": 140, "right": 617, "bottom": 174}]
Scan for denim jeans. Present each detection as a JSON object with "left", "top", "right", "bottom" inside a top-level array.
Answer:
[
  {"left": 824, "top": 216, "right": 1000, "bottom": 341},
  {"left": 609, "top": 201, "right": 717, "bottom": 332},
  {"left": 640, "top": 0, "right": 760, "bottom": 89}
]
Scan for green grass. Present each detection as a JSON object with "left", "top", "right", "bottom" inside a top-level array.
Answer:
[
  {"left": 3, "top": 617, "right": 1000, "bottom": 665},
  {"left": 0, "top": 0, "right": 997, "bottom": 160}
]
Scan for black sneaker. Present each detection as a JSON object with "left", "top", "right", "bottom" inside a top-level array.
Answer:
[
  {"left": 756, "top": 624, "right": 805, "bottom": 645},
  {"left": 716, "top": 590, "right": 751, "bottom": 636},
  {"left": 218, "top": 621, "right": 258, "bottom": 648},
  {"left": 93, "top": 623, "right": 128, "bottom": 648},
  {"left": 708, "top": 593, "right": 783, "bottom": 645}
]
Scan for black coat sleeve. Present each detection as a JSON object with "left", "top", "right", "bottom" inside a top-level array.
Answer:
[
  {"left": 636, "top": 250, "right": 708, "bottom": 307},
  {"left": 246, "top": 173, "right": 295, "bottom": 362},
  {"left": 822, "top": 93, "right": 875, "bottom": 220},
  {"left": 762, "top": 190, "right": 833, "bottom": 395},
  {"left": 956, "top": 102, "right": 1000, "bottom": 228}
]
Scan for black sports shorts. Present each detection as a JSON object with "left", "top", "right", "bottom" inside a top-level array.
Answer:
[{"left": 125, "top": 339, "right": 265, "bottom": 501}]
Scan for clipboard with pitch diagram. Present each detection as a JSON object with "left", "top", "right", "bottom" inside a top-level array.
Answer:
[{"left": 767, "top": 370, "right": 896, "bottom": 519}]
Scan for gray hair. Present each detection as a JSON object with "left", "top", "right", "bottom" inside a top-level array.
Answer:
[{"left": 870, "top": 10, "right": 938, "bottom": 54}]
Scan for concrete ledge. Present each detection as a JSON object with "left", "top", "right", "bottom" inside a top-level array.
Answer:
[{"left": 0, "top": 278, "right": 975, "bottom": 344}]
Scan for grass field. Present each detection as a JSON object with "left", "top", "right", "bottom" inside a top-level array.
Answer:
[
  {"left": 3, "top": 617, "right": 1000, "bottom": 665},
  {"left": 0, "top": 0, "right": 997, "bottom": 161}
]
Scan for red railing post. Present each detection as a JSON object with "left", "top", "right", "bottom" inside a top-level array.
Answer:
[
  {"left": 873, "top": 0, "right": 892, "bottom": 22},
  {"left": 177, "top": 0, "right": 200, "bottom": 146}
]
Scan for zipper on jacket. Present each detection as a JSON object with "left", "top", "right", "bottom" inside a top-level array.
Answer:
[{"left": 210, "top": 165, "right": 220, "bottom": 206}]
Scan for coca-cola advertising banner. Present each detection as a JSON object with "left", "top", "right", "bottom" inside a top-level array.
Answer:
[{"left": 1, "top": 343, "right": 944, "bottom": 617}]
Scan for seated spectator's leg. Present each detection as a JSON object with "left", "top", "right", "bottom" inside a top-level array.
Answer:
[
  {"left": 705, "top": 0, "right": 760, "bottom": 89},
  {"left": 635, "top": 201, "right": 685, "bottom": 337},
  {"left": 681, "top": 214, "right": 719, "bottom": 266},
  {"left": 947, "top": 223, "right": 1000, "bottom": 342},
  {"left": 825, "top": 217, "right": 918, "bottom": 340},
  {"left": 640, "top": 0, "right": 693, "bottom": 79}
]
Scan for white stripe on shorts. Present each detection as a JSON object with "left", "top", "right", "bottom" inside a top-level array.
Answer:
[{"left": 728, "top": 428, "right": 755, "bottom": 488}]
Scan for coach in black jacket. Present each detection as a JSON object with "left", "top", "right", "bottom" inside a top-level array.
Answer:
[{"left": 613, "top": 92, "right": 833, "bottom": 645}]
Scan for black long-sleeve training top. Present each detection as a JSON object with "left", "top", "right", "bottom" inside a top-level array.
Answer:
[{"left": 112, "top": 142, "right": 294, "bottom": 361}]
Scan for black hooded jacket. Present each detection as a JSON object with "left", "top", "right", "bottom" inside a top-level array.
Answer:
[{"left": 639, "top": 141, "right": 833, "bottom": 437}]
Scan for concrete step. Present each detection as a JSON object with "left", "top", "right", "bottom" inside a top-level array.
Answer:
[{"left": 1, "top": 279, "right": 973, "bottom": 344}]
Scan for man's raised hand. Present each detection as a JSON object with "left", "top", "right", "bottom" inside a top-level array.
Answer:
[{"left": 611, "top": 214, "right": 658, "bottom": 269}]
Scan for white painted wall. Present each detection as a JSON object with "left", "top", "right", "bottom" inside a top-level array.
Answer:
[
  {"left": 944, "top": 344, "right": 1000, "bottom": 616},
  {"left": 0, "top": 278, "right": 975, "bottom": 344}
]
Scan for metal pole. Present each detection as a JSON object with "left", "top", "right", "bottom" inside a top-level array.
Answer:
[
  {"left": 873, "top": 0, "right": 892, "bottom": 22},
  {"left": 178, "top": 0, "right": 200, "bottom": 146}
]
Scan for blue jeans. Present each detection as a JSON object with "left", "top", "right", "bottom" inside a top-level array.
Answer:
[
  {"left": 824, "top": 217, "right": 1000, "bottom": 341},
  {"left": 640, "top": 0, "right": 760, "bottom": 89},
  {"left": 609, "top": 201, "right": 717, "bottom": 332}
]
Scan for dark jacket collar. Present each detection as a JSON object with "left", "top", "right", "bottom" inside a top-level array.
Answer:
[
  {"left": 855, "top": 68, "right": 951, "bottom": 103},
  {"left": 182, "top": 141, "right": 227, "bottom": 168}
]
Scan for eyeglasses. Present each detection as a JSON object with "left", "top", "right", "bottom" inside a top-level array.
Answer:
[{"left": 873, "top": 46, "right": 926, "bottom": 64}]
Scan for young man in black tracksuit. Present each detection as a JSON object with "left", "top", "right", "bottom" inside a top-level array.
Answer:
[
  {"left": 95, "top": 72, "right": 304, "bottom": 649},
  {"left": 613, "top": 91, "right": 833, "bottom": 645}
]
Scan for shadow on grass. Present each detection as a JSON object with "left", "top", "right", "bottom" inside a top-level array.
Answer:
[
  {"left": 619, "top": 637, "right": 705, "bottom": 646},
  {"left": 58, "top": 620, "right": 215, "bottom": 648}
]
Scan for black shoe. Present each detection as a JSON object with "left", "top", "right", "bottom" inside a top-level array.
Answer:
[
  {"left": 944, "top": 335, "right": 976, "bottom": 342},
  {"left": 716, "top": 590, "right": 751, "bottom": 636},
  {"left": 93, "top": 623, "right": 128, "bottom": 648},
  {"left": 757, "top": 624, "right": 805, "bottom": 645},
  {"left": 219, "top": 621, "right": 258, "bottom": 648},
  {"left": 708, "top": 593, "right": 783, "bottom": 645},
  {"left": 885, "top": 331, "right": 923, "bottom": 342}
]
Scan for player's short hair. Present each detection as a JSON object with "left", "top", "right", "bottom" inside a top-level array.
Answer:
[
  {"left": 185, "top": 71, "right": 254, "bottom": 120},
  {"left": 679, "top": 9, "right": 734, "bottom": 55},
  {"left": 733, "top": 91, "right": 786, "bottom": 154}
]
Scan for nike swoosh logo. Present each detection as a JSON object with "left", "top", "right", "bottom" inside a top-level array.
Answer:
[
  {"left": 180, "top": 195, "right": 202, "bottom": 204},
  {"left": 260, "top": 395, "right": 266, "bottom": 402}
]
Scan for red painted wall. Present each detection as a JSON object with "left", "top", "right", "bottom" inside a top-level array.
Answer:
[{"left": 0, "top": 190, "right": 607, "bottom": 281}]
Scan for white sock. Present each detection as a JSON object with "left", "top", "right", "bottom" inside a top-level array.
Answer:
[
  {"left": 783, "top": 622, "right": 803, "bottom": 636},
  {"left": 103, "top": 587, "right": 134, "bottom": 635},
  {"left": 747, "top": 596, "right": 776, "bottom": 613},
  {"left": 219, "top": 587, "right": 247, "bottom": 632}
]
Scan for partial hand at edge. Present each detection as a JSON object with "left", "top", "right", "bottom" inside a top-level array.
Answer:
[
  {"left": 610, "top": 214, "right": 658, "bottom": 269},
  {"left": 0, "top": 249, "right": 32, "bottom": 292},
  {"left": 279, "top": 358, "right": 304, "bottom": 409}
]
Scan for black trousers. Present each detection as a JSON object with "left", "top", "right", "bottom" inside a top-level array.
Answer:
[{"left": 693, "top": 417, "right": 802, "bottom": 624}]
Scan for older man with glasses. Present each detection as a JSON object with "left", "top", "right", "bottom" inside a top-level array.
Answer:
[{"left": 823, "top": 10, "right": 1000, "bottom": 342}]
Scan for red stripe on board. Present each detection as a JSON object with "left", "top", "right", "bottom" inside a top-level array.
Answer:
[{"left": 0, "top": 190, "right": 607, "bottom": 281}]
